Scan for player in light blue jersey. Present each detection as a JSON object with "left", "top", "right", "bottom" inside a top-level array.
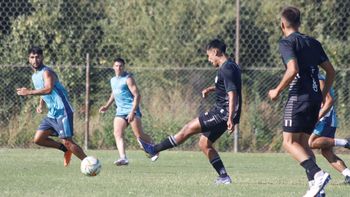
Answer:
[
  {"left": 309, "top": 74, "right": 350, "bottom": 184},
  {"left": 99, "top": 58, "right": 157, "bottom": 165},
  {"left": 16, "top": 46, "right": 87, "bottom": 167}
]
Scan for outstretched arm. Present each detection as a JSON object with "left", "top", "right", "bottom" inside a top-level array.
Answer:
[
  {"left": 268, "top": 59, "right": 299, "bottom": 101},
  {"left": 17, "top": 70, "right": 54, "bottom": 96},
  {"left": 99, "top": 92, "right": 114, "bottom": 113}
]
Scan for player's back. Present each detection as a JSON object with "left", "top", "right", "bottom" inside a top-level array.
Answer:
[{"left": 279, "top": 32, "right": 328, "bottom": 102}]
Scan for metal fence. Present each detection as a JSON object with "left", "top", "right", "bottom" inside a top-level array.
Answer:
[{"left": 0, "top": 0, "right": 349, "bottom": 151}]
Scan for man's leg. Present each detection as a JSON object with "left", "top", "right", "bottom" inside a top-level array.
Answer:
[
  {"left": 33, "top": 130, "right": 67, "bottom": 152},
  {"left": 321, "top": 148, "right": 347, "bottom": 173},
  {"left": 138, "top": 117, "right": 202, "bottom": 157},
  {"left": 114, "top": 117, "right": 128, "bottom": 161},
  {"left": 62, "top": 138, "right": 87, "bottom": 160},
  {"left": 321, "top": 148, "right": 350, "bottom": 184},
  {"left": 155, "top": 117, "right": 202, "bottom": 152},
  {"left": 129, "top": 116, "right": 153, "bottom": 143},
  {"left": 283, "top": 132, "right": 312, "bottom": 162},
  {"left": 198, "top": 135, "right": 231, "bottom": 184}
]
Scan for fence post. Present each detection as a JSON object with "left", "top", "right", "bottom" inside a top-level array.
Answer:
[
  {"left": 234, "top": 0, "right": 240, "bottom": 153},
  {"left": 84, "top": 53, "right": 90, "bottom": 151}
]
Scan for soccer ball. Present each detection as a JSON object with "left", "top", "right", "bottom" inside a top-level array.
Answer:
[{"left": 80, "top": 156, "right": 101, "bottom": 176}]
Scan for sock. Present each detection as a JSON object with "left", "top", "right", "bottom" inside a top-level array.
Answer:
[
  {"left": 342, "top": 168, "right": 350, "bottom": 177},
  {"left": 154, "top": 136, "right": 177, "bottom": 153},
  {"left": 334, "top": 139, "right": 348, "bottom": 147},
  {"left": 120, "top": 155, "right": 127, "bottom": 160},
  {"left": 300, "top": 158, "right": 321, "bottom": 180},
  {"left": 306, "top": 170, "right": 314, "bottom": 181},
  {"left": 210, "top": 156, "right": 227, "bottom": 177},
  {"left": 59, "top": 144, "right": 68, "bottom": 152}
]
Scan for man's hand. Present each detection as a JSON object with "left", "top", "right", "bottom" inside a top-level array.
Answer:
[
  {"left": 16, "top": 87, "right": 31, "bottom": 96},
  {"left": 127, "top": 112, "right": 135, "bottom": 123},
  {"left": 227, "top": 119, "right": 235, "bottom": 135},
  {"left": 268, "top": 89, "right": 280, "bottom": 101},
  {"left": 36, "top": 106, "right": 43, "bottom": 113},
  {"left": 201, "top": 88, "right": 210, "bottom": 98},
  {"left": 99, "top": 106, "right": 108, "bottom": 113}
]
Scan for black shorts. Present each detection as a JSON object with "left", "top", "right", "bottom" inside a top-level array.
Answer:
[
  {"left": 198, "top": 107, "right": 228, "bottom": 143},
  {"left": 283, "top": 99, "right": 321, "bottom": 134}
]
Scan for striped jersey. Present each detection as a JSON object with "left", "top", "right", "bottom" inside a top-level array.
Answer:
[{"left": 279, "top": 32, "right": 329, "bottom": 102}]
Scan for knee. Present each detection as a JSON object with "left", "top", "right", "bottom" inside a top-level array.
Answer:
[
  {"left": 33, "top": 136, "right": 41, "bottom": 145},
  {"left": 63, "top": 139, "right": 74, "bottom": 148},
  {"left": 198, "top": 138, "right": 210, "bottom": 151},
  {"left": 114, "top": 130, "right": 124, "bottom": 138},
  {"left": 282, "top": 139, "right": 291, "bottom": 149},
  {"left": 308, "top": 141, "right": 316, "bottom": 149}
]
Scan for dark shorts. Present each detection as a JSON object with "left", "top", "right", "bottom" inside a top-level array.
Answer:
[
  {"left": 198, "top": 107, "right": 228, "bottom": 143},
  {"left": 116, "top": 112, "right": 142, "bottom": 124},
  {"left": 283, "top": 100, "right": 321, "bottom": 134},
  {"left": 37, "top": 113, "right": 74, "bottom": 139}
]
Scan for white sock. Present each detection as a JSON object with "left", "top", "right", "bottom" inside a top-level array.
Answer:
[
  {"left": 334, "top": 139, "right": 348, "bottom": 147},
  {"left": 342, "top": 168, "right": 350, "bottom": 177}
]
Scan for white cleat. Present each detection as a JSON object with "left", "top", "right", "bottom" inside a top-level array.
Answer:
[
  {"left": 113, "top": 158, "right": 129, "bottom": 166},
  {"left": 215, "top": 175, "right": 232, "bottom": 185},
  {"left": 303, "top": 171, "right": 331, "bottom": 197}
]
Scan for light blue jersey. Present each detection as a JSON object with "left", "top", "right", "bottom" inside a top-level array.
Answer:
[
  {"left": 111, "top": 72, "right": 141, "bottom": 116},
  {"left": 313, "top": 74, "right": 337, "bottom": 137},
  {"left": 32, "top": 65, "right": 74, "bottom": 118}
]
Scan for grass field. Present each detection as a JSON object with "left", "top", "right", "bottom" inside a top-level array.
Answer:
[{"left": 0, "top": 149, "right": 349, "bottom": 197}]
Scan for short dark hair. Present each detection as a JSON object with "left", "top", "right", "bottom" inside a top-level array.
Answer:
[
  {"left": 206, "top": 39, "right": 226, "bottom": 53},
  {"left": 28, "top": 46, "right": 43, "bottom": 56},
  {"left": 114, "top": 57, "right": 125, "bottom": 65},
  {"left": 281, "top": 6, "right": 301, "bottom": 27}
]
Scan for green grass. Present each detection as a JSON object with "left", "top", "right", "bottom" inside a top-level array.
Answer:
[{"left": 0, "top": 149, "right": 349, "bottom": 197}]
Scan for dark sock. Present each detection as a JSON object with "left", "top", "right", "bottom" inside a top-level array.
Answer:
[
  {"left": 210, "top": 156, "right": 227, "bottom": 177},
  {"left": 306, "top": 170, "right": 314, "bottom": 181},
  {"left": 154, "top": 136, "right": 177, "bottom": 153},
  {"left": 300, "top": 158, "right": 321, "bottom": 179},
  {"left": 59, "top": 144, "right": 68, "bottom": 152}
]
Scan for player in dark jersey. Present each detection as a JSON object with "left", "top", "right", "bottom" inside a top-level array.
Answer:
[
  {"left": 138, "top": 39, "right": 242, "bottom": 185},
  {"left": 268, "top": 7, "right": 335, "bottom": 197}
]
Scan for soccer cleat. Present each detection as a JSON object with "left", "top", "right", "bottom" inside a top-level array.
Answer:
[
  {"left": 137, "top": 138, "right": 158, "bottom": 160},
  {"left": 303, "top": 171, "right": 331, "bottom": 197},
  {"left": 113, "top": 158, "right": 129, "bottom": 166},
  {"left": 150, "top": 154, "right": 159, "bottom": 162},
  {"left": 344, "top": 139, "right": 350, "bottom": 149},
  {"left": 317, "top": 189, "right": 326, "bottom": 197},
  {"left": 64, "top": 150, "right": 72, "bottom": 167},
  {"left": 344, "top": 175, "right": 350, "bottom": 184},
  {"left": 215, "top": 175, "right": 232, "bottom": 185}
]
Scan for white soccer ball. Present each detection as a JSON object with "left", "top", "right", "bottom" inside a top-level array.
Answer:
[{"left": 80, "top": 156, "right": 101, "bottom": 176}]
